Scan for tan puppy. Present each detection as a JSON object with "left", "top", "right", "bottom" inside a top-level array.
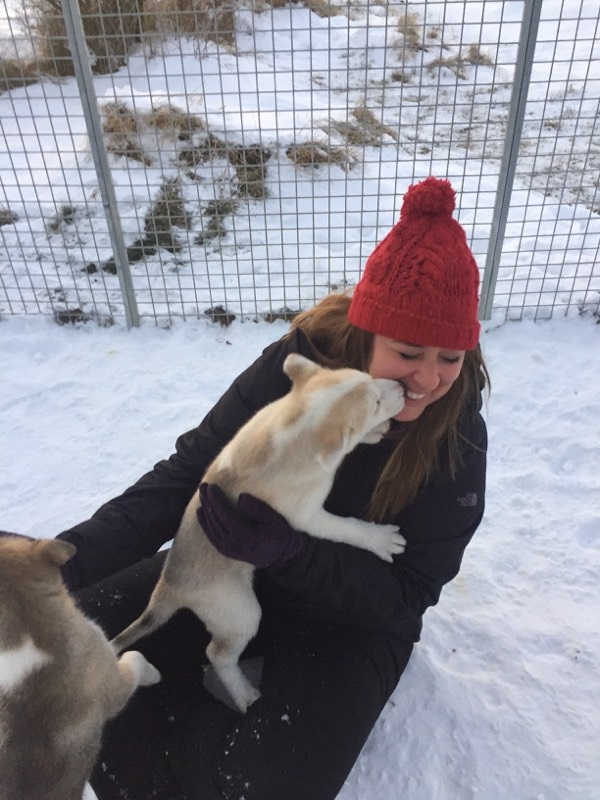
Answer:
[
  {"left": 0, "top": 535, "right": 160, "bottom": 800},
  {"left": 112, "top": 353, "right": 405, "bottom": 712}
]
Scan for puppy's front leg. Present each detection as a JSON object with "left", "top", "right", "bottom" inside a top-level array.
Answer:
[
  {"left": 360, "top": 420, "right": 390, "bottom": 444},
  {"left": 300, "top": 510, "right": 405, "bottom": 563},
  {"left": 119, "top": 650, "right": 161, "bottom": 688},
  {"left": 103, "top": 651, "right": 161, "bottom": 719}
]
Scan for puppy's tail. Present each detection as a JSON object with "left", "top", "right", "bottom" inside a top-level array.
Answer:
[
  {"left": 111, "top": 582, "right": 179, "bottom": 653},
  {"left": 111, "top": 609, "right": 163, "bottom": 653}
]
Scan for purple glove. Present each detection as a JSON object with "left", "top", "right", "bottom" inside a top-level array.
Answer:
[{"left": 197, "top": 483, "right": 307, "bottom": 568}]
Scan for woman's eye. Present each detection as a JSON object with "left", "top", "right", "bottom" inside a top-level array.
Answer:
[
  {"left": 442, "top": 355, "right": 462, "bottom": 365},
  {"left": 399, "top": 352, "right": 419, "bottom": 361}
]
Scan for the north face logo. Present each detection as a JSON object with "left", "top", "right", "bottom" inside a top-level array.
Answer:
[{"left": 457, "top": 492, "right": 477, "bottom": 507}]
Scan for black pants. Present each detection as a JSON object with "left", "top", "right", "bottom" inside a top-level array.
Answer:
[{"left": 76, "top": 552, "right": 412, "bottom": 800}]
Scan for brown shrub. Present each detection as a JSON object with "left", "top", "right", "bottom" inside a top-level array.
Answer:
[
  {"left": 286, "top": 142, "right": 355, "bottom": 171},
  {"left": 141, "top": 0, "right": 236, "bottom": 47},
  {"left": 0, "top": 57, "right": 41, "bottom": 93},
  {"left": 23, "top": 0, "right": 144, "bottom": 75}
]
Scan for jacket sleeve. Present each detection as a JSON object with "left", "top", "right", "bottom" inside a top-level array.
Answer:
[
  {"left": 262, "top": 414, "right": 487, "bottom": 641},
  {"left": 58, "top": 331, "right": 308, "bottom": 590}
]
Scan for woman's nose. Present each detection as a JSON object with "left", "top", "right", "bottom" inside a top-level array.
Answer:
[{"left": 411, "top": 361, "right": 440, "bottom": 391}]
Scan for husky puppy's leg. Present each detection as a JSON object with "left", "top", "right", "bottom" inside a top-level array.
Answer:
[
  {"left": 194, "top": 576, "right": 262, "bottom": 713},
  {"left": 296, "top": 507, "right": 405, "bottom": 563},
  {"left": 118, "top": 650, "right": 162, "bottom": 689},
  {"left": 101, "top": 651, "right": 161, "bottom": 718}
]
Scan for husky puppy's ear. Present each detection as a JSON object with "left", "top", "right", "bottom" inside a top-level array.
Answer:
[
  {"left": 316, "top": 423, "right": 355, "bottom": 473},
  {"left": 35, "top": 539, "right": 77, "bottom": 567},
  {"left": 283, "top": 353, "right": 320, "bottom": 386}
]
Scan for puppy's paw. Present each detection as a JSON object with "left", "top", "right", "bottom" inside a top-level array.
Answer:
[
  {"left": 119, "top": 650, "right": 161, "bottom": 686},
  {"left": 367, "top": 524, "right": 406, "bottom": 562},
  {"left": 361, "top": 420, "right": 390, "bottom": 444},
  {"left": 140, "top": 659, "right": 162, "bottom": 687},
  {"left": 234, "top": 684, "right": 261, "bottom": 714}
]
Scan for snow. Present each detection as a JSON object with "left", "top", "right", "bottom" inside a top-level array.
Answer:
[
  {"left": 1, "top": 313, "right": 599, "bottom": 800},
  {"left": 1, "top": 0, "right": 600, "bottom": 797}
]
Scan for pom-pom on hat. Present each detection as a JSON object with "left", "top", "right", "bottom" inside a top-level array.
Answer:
[{"left": 348, "top": 177, "right": 481, "bottom": 350}]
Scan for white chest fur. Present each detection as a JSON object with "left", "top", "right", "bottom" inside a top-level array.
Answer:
[{"left": 0, "top": 636, "right": 50, "bottom": 692}]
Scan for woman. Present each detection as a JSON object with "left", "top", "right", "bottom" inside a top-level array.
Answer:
[{"left": 58, "top": 176, "right": 489, "bottom": 799}]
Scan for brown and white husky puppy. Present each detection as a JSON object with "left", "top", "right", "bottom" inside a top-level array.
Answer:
[
  {"left": 112, "top": 353, "right": 405, "bottom": 713},
  {"left": 0, "top": 535, "right": 160, "bottom": 800}
]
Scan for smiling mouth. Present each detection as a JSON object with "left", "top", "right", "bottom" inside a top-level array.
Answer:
[{"left": 398, "top": 381, "right": 426, "bottom": 401}]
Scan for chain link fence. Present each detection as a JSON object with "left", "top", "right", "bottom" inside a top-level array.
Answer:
[{"left": 0, "top": 0, "right": 598, "bottom": 327}]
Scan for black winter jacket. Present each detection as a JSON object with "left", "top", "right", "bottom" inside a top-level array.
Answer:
[{"left": 59, "top": 328, "right": 487, "bottom": 644}]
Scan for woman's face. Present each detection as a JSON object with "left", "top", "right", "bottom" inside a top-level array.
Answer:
[{"left": 368, "top": 335, "right": 465, "bottom": 422}]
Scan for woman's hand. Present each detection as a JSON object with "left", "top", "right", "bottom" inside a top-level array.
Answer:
[{"left": 197, "top": 483, "right": 307, "bottom": 568}]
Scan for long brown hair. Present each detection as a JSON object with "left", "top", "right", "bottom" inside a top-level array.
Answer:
[{"left": 288, "top": 293, "right": 490, "bottom": 521}]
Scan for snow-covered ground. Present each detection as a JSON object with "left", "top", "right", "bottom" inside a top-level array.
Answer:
[{"left": 1, "top": 312, "right": 599, "bottom": 799}]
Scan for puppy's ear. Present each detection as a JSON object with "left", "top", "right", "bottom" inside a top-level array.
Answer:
[
  {"left": 283, "top": 353, "right": 320, "bottom": 386},
  {"left": 36, "top": 539, "right": 76, "bottom": 567},
  {"left": 316, "top": 425, "right": 354, "bottom": 473}
]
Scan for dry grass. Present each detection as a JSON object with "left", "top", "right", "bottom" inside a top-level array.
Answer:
[
  {"left": 179, "top": 132, "right": 229, "bottom": 167},
  {"left": 396, "top": 9, "right": 423, "bottom": 54},
  {"left": 323, "top": 101, "right": 398, "bottom": 148},
  {"left": 0, "top": 206, "right": 19, "bottom": 226},
  {"left": 101, "top": 102, "right": 205, "bottom": 165},
  {"left": 90, "top": 178, "right": 192, "bottom": 274},
  {"left": 352, "top": 102, "right": 398, "bottom": 142},
  {"left": 429, "top": 45, "right": 494, "bottom": 79},
  {"left": 302, "top": 0, "right": 345, "bottom": 19},
  {"left": 286, "top": 142, "right": 356, "bottom": 171},
  {"left": 54, "top": 306, "right": 104, "bottom": 325},
  {"left": 144, "top": 177, "right": 190, "bottom": 251},
  {"left": 0, "top": 57, "right": 42, "bottom": 93},
  {"left": 182, "top": 137, "right": 271, "bottom": 199},
  {"left": 262, "top": 307, "right": 300, "bottom": 323},
  {"left": 23, "top": 0, "right": 144, "bottom": 76},
  {"left": 204, "top": 304, "right": 236, "bottom": 325},
  {"left": 146, "top": 104, "right": 205, "bottom": 137},
  {"left": 46, "top": 204, "right": 82, "bottom": 233},
  {"left": 141, "top": 0, "right": 236, "bottom": 48},
  {"left": 20, "top": 0, "right": 236, "bottom": 78},
  {"left": 261, "top": 0, "right": 344, "bottom": 14},
  {"left": 101, "top": 99, "right": 270, "bottom": 217},
  {"left": 101, "top": 102, "right": 152, "bottom": 165},
  {"left": 195, "top": 199, "right": 237, "bottom": 245},
  {"left": 10, "top": 0, "right": 357, "bottom": 89},
  {"left": 390, "top": 69, "right": 412, "bottom": 85},
  {"left": 228, "top": 145, "right": 271, "bottom": 199}
]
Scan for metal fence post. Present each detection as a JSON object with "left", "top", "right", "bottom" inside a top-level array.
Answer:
[
  {"left": 479, "top": 0, "right": 544, "bottom": 321},
  {"left": 59, "top": 0, "right": 140, "bottom": 327}
]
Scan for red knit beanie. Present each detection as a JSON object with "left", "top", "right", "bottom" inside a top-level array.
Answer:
[{"left": 348, "top": 177, "right": 480, "bottom": 350}]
